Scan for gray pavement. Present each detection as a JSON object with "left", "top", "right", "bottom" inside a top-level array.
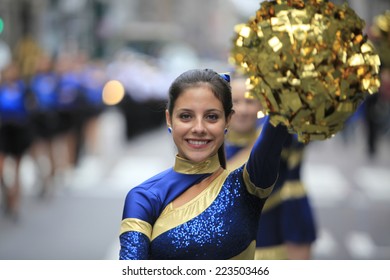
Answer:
[{"left": 0, "top": 108, "right": 390, "bottom": 260}]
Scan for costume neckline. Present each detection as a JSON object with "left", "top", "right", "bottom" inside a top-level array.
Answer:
[{"left": 174, "top": 153, "right": 221, "bottom": 174}]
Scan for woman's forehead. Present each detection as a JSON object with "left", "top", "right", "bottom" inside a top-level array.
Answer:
[{"left": 174, "top": 87, "right": 223, "bottom": 110}]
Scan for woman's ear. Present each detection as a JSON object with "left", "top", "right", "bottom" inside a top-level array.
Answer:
[{"left": 165, "top": 109, "right": 172, "bottom": 128}]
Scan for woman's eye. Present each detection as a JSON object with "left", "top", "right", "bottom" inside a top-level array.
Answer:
[
  {"left": 179, "top": 113, "right": 191, "bottom": 120},
  {"left": 206, "top": 114, "right": 219, "bottom": 121}
]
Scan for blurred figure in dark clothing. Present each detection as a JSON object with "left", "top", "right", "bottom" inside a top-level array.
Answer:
[
  {"left": 364, "top": 68, "right": 390, "bottom": 158},
  {"left": 364, "top": 93, "right": 380, "bottom": 157},
  {"left": 364, "top": 11, "right": 390, "bottom": 158},
  {"left": 0, "top": 62, "right": 34, "bottom": 219},
  {"left": 53, "top": 54, "right": 86, "bottom": 181},
  {"left": 29, "top": 53, "right": 60, "bottom": 196}
]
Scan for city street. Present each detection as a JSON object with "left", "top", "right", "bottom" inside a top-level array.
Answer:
[{"left": 0, "top": 108, "right": 389, "bottom": 260}]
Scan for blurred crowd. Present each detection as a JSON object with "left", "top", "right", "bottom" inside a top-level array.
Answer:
[{"left": 0, "top": 42, "right": 170, "bottom": 221}]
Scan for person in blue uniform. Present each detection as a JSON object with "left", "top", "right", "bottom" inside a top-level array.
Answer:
[
  {"left": 225, "top": 75, "right": 317, "bottom": 259},
  {"left": 53, "top": 55, "right": 86, "bottom": 178},
  {"left": 0, "top": 62, "right": 34, "bottom": 218},
  {"left": 119, "top": 69, "right": 289, "bottom": 260},
  {"left": 29, "top": 54, "right": 60, "bottom": 196}
]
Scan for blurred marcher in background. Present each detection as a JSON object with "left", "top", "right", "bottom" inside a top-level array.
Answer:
[
  {"left": 364, "top": 93, "right": 381, "bottom": 157},
  {"left": 78, "top": 57, "right": 107, "bottom": 156},
  {"left": 225, "top": 74, "right": 317, "bottom": 259},
  {"left": 53, "top": 54, "right": 86, "bottom": 185},
  {"left": 28, "top": 53, "right": 60, "bottom": 197},
  {"left": 380, "top": 68, "right": 390, "bottom": 104},
  {"left": 0, "top": 153, "right": 5, "bottom": 212},
  {"left": 0, "top": 62, "right": 34, "bottom": 219},
  {"left": 363, "top": 11, "right": 390, "bottom": 158},
  {"left": 13, "top": 34, "right": 43, "bottom": 83}
]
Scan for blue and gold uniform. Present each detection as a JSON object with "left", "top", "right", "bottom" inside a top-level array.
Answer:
[
  {"left": 119, "top": 118, "right": 287, "bottom": 260},
  {"left": 225, "top": 120, "right": 317, "bottom": 260}
]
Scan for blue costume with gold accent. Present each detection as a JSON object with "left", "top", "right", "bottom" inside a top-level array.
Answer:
[
  {"left": 225, "top": 120, "right": 317, "bottom": 259},
  {"left": 119, "top": 118, "right": 288, "bottom": 260}
]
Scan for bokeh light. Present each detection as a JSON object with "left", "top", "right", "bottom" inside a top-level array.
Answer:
[{"left": 102, "top": 80, "right": 125, "bottom": 106}]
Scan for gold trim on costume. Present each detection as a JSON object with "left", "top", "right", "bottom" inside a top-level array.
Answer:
[
  {"left": 174, "top": 153, "right": 221, "bottom": 174},
  {"left": 263, "top": 181, "right": 307, "bottom": 212},
  {"left": 254, "top": 244, "right": 288, "bottom": 260},
  {"left": 243, "top": 165, "right": 274, "bottom": 199},
  {"left": 229, "top": 240, "right": 257, "bottom": 260},
  {"left": 151, "top": 170, "right": 230, "bottom": 240},
  {"left": 120, "top": 218, "right": 152, "bottom": 240}
]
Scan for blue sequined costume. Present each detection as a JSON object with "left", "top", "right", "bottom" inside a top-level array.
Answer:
[
  {"left": 225, "top": 120, "right": 317, "bottom": 259},
  {"left": 119, "top": 118, "right": 288, "bottom": 260}
]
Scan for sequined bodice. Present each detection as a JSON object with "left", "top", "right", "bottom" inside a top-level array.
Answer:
[{"left": 150, "top": 168, "right": 262, "bottom": 259}]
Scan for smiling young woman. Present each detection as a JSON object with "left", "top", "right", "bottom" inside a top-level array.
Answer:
[
  {"left": 166, "top": 85, "right": 229, "bottom": 164},
  {"left": 119, "top": 68, "right": 289, "bottom": 260}
]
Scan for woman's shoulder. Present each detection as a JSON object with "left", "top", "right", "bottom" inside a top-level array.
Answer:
[
  {"left": 123, "top": 168, "right": 174, "bottom": 222},
  {"left": 128, "top": 168, "right": 173, "bottom": 195},
  {"left": 123, "top": 167, "right": 216, "bottom": 223}
]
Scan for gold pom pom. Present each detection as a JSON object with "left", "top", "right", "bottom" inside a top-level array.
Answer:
[{"left": 230, "top": 0, "right": 381, "bottom": 143}]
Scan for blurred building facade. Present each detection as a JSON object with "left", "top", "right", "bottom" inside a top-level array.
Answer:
[{"left": 0, "top": 0, "right": 389, "bottom": 63}]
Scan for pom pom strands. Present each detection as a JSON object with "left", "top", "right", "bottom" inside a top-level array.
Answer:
[{"left": 230, "top": 0, "right": 381, "bottom": 143}]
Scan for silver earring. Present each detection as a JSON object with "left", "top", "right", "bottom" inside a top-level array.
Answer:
[
  {"left": 168, "top": 127, "right": 172, "bottom": 134},
  {"left": 224, "top": 128, "right": 228, "bottom": 135}
]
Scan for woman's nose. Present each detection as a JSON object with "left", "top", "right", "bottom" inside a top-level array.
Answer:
[{"left": 192, "top": 118, "right": 206, "bottom": 134}]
